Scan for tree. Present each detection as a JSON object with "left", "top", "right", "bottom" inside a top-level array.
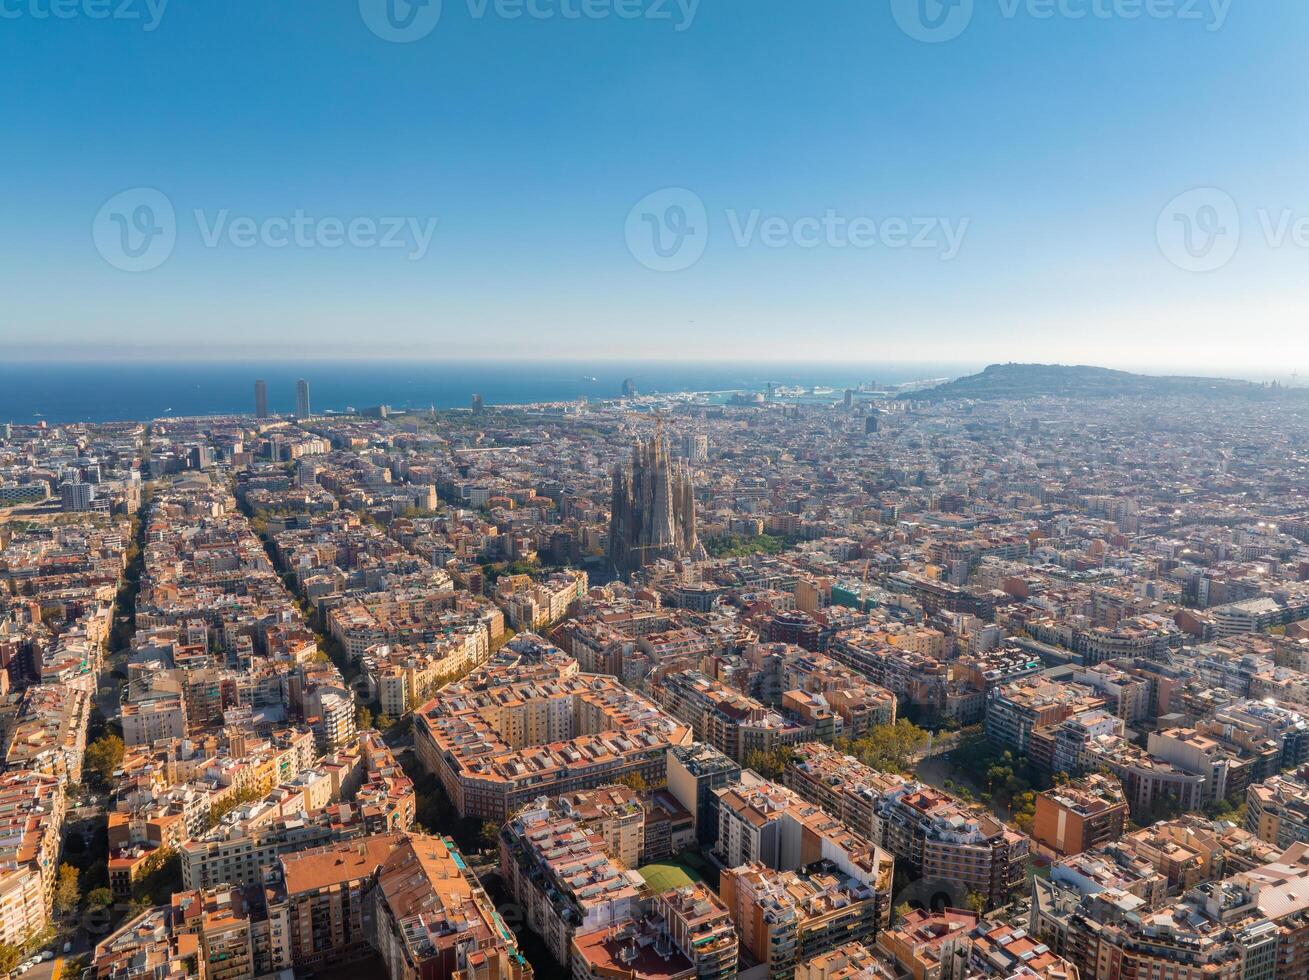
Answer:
[
  {"left": 0, "top": 944, "right": 20, "bottom": 974},
  {"left": 85, "top": 735, "right": 125, "bottom": 785},
  {"left": 54, "top": 863, "right": 80, "bottom": 916},
  {"left": 743, "top": 746, "right": 797, "bottom": 781},
  {"left": 616, "top": 772, "right": 649, "bottom": 793},
  {"left": 356, "top": 705, "right": 374, "bottom": 731},
  {"left": 964, "top": 891, "right": 987, "bottom": 914},
  {"left": 894, "top": 902, "right": 913, "bottom": 923},
  {"left": 86, "top": 887, "right": 114, "bottom": 910},
  {"left": 1010, "top": 790, "right": 1037, "bottom": 834},
  {"left": 841, "top": 720, "right": 931, "bottom": 773},
  {"left": 480, "top": 820, "right": 502, "bottom": 850},
  {"left": 375, "top": 713, "right": 394, "bottom": 732},
  {"left": 132, "top": 849, "right": 182, "bottom": 906}
]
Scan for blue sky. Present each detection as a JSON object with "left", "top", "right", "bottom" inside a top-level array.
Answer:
[{"left": 2, "top": 0, "right": 1307, "bottom": 374}]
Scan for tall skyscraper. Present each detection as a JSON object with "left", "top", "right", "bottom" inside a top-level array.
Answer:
[
  {"left": 609, "top": 431, "right": 701, "bottom": 578},
  {"left": 295, "top": 379, "right": 311, "bottom": 419},
  {"left": 254, "top": 379, "right": 268, "bottom": 419}
]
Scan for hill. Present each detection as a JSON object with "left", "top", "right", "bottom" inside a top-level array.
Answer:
[{"left": 901, "top": 363, "right": 1280, "bottom": 402}]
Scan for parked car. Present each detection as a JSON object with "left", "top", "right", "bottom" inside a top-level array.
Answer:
[
  {"left": 62, "top": 943, "right": 72, "bottom": 954},
  {"left": 40, "top": 952, "right": 52, "bottom": 962}
]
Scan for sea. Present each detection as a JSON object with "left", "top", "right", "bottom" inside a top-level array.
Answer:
[{"left": 0, "top": 361, "right": 974, "bottom": 425}]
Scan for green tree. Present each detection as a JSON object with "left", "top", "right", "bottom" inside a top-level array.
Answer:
[
  {"left": 1010, "top": 790, "right": 1037, "bottom": 834},
  {"left": 894, "top": 902, "right": 913, "bottom": 923},
  {"left": 86, "top": 887, "right": 114, "bottom": 909},
  {"left": 480, "top": 820, "right": 502, "bottom": 850},
  {"left": 964, "top": 891, "right": 988, "bottom": 914},
  {"left": 841, "top": 720, "right": 931, "bottom": 773},
  {"left": 54, "top": 863, "right": 80, "bottom": 916},
  {"left": 132, "top": 849, "right": 182, "bottom": 906},
  {"left": 85, "top": 735, "right": 125, "bottom": 785},
  {"left": 357, "top": 705, "right": 374, "bottom": 730}
]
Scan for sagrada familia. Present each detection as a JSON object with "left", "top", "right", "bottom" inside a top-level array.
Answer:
[{"left": 608, "top": 431, "right": 702, "bottom": 578}]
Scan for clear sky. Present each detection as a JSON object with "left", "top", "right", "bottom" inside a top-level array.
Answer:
[{"left": 3, "top": 0, "right": 1307, "bottom": 375}]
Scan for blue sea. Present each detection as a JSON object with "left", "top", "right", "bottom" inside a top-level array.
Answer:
[{"left": 0, "top": 361, "right": 973, "bottom": 425}]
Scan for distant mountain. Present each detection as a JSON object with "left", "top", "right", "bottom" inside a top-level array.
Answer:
[{"left": 900, "top": 363, "right": 1284, "bottom": 401}]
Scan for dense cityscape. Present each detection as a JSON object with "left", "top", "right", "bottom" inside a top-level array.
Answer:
[{"left": 3, "top": 368, "right": 1309, "bottom": 980}]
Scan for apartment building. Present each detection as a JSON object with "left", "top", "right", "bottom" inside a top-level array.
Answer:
[
  {"left": 796, "top": 941, "right": 892, "bottom": 980},
  {"left": 712, "top": 775, "right": 894, "bottom": 930},
  {"left": 274, "top": 833, "right": 403, "bottom": 970},
  {"left": 1083, "top": 734, "right": 1208, "bottom": 818},
  {"left": 498, "top": 800, "right": 641, "bottom": 969},
  {"left": 2, "top": 683, "right": 91, "bottom": 782},
  {"left": 372, "top": 834, "right": 533, "bottom": 980},
  {"left": 666, "top": 742, "right": 741, "bottom": 847},
  {"left": 871, "top": 782, "right": 1028, "bottom": 911},
  {"left": 121, "top": 691, "right": 189, "bottom": 748},
  {"left": 1248, "top": 772, "right": 1309, "bottom": 850},
  {"left": 783, "top": 742, "right": 909, "bottom": 842},
  {"left": 0, "top": 770, "right": 65, "bottom": 946},
  {"left": 875, "top": 908, "right": 976, "bottom": 980},
  {"left": 653, "top": 670, "right": 810, "bottom": 763},
  {"left": 984, "top": 677, "right": 1104, "bottom": 755},
  {"left": 782, "top": 741, "right": 1025, "bottom": 909},
  {"left": 415, "top": 641, "right": 691, "bottom": 819},
  {"left": 719, "top": 861, "right": 887, "bottom": 980},
  {"left": 651, "top": 883, "right": 739, "bottom": 980},
  {"left": 1032, "top": 774, "right": 1129, "bottom": 858}
]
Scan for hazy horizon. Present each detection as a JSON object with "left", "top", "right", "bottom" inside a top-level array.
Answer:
[{"left": 0, "top": 349, "right": 1302, "bottom": 384}]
